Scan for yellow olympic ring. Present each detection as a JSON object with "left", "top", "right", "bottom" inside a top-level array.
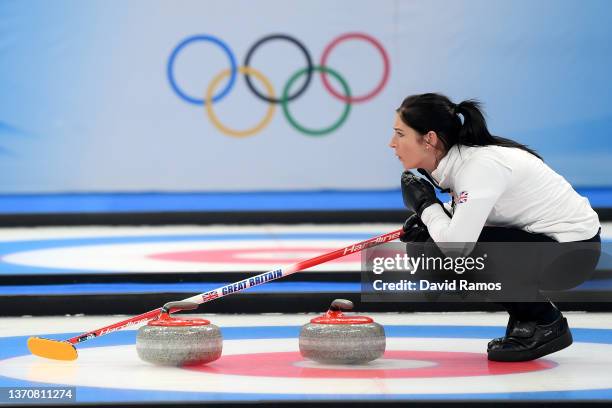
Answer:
[{"left": 205, "top": 66, "right": 276, "bottom": 138}]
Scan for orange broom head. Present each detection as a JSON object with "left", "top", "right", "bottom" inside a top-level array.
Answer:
[{"left": 27, "top": 337, "right": 78, "bottom": 361}]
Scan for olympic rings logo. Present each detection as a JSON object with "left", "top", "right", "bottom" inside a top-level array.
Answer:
[{"left": 167, "top": 32, "right": 390, "bottom": 138}]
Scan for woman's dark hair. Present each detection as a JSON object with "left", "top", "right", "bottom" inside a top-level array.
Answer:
[{"left": 396, "top": 93, "right": 542, "bottom": 160}]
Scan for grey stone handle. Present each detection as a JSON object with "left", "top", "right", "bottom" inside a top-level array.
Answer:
[
  {"left": 161, "top": 301, "right": 199, "bottom": 313},
  {"left": 329, "top": 299, "right": 354, "bottom": 311}
]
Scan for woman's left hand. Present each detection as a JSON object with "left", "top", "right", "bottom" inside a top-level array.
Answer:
[{"left": 401, "top": 171, "right": 440, "bottom": 216}]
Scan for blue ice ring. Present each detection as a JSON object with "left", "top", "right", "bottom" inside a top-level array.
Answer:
[{"left": 167, "top": 34, "right": 238, "bottom": 105}]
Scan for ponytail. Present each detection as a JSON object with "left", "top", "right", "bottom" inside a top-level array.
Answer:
[
  {"left": 397, "top": 93, "right": 542, "bottom": 160},
  {"left": 455, "top": 100, "right": 542, "bottom": 160}
]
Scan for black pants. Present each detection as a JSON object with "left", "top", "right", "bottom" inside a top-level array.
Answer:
[{"left": 475, "top": 227, "right": 601, "bottom": 323}]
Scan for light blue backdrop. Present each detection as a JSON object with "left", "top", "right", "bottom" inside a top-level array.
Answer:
[{"left": 0, "top": 0, "right": 610, "bottom": 194}]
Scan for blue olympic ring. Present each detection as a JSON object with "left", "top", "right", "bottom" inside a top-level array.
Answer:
[{"left": 167, "top": 34, "right": 238, "bottom": 105}]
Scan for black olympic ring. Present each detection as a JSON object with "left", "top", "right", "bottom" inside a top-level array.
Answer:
[{"left": 243, "top": 34, "right": 314, "bottom": 104}]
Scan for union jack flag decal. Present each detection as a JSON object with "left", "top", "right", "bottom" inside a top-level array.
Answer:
[
  {"left": 457, "top": 191, "right": 469, "bottom": 204},
  {"left": 202, "top": 291, "right": 219, "bottom": 302}
]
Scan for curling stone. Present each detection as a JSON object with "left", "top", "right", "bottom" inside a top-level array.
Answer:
[
  {"left": 136, "top": 301, "right": 222, "bottom": 366},
  {"left": 299, "top": 299, "right": 385, "bottom": 364}
]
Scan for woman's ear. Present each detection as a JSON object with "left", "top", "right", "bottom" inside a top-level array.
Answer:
[{"left": 424, "top": 131, "right": 438, "bottom": 148}]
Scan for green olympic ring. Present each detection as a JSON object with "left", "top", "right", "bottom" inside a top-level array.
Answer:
[{"left": 281, "top": 66, "right": 351, "bottom": 137}]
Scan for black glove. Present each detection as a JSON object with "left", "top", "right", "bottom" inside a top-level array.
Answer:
[
  {"left": 401, "top": 170, "right": 441, "bottom": 216},
  {"left": 400, "top": 212, "right": 430, "bottom": 243}
]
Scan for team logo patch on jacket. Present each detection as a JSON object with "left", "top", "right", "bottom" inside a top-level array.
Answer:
[{"left": 457, "top": 191, "right": 469, "bottom": 204}]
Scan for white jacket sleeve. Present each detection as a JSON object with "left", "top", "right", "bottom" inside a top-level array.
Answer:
[
  {"left": 443, "top": 200, "right": 453, "bottom": 215},
  {"left": 420, "top": 157, "right": 512, "bottom": 243}
]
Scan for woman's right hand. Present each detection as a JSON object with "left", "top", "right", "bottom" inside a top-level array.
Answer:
[{"left": 400, "top": 212, "right": 430, "bottom": 242}]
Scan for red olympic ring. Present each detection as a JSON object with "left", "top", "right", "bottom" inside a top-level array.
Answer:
[{"left": 319, "top": 32, "right": 391, "bottom": 104}]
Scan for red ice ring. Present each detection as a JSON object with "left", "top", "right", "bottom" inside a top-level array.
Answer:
[
  {"left": 187, "top": 351, "right": 557, "bottom": 379},
  {"left": 319, "top": 32, "right": 390, "bottom": 104},
  {"left": 149, "top": 247, "right": 359, "bottom": 264}
]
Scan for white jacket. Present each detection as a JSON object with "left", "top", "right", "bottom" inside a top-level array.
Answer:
[{"left": 420, "top": 144, "right": 601, "bottom": 243}]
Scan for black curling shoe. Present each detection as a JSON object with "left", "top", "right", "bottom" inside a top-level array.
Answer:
[
  {"left": 487, "top": 315, "right": 518, "bottom": 350},
  {"left": 487, "top": 315, "right": 573, "bottom": 362}
]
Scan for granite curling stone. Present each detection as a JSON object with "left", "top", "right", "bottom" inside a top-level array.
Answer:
[
  {"left": 299, "top": 299, "right": 385, "bottom": 364},
  {"left": 136, "top": 301, "right": 222, "bottom": 366}
]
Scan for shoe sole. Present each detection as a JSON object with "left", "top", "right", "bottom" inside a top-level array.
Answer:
[{"left": 487, "top": 329, "right": 573, "bottom": 362}]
